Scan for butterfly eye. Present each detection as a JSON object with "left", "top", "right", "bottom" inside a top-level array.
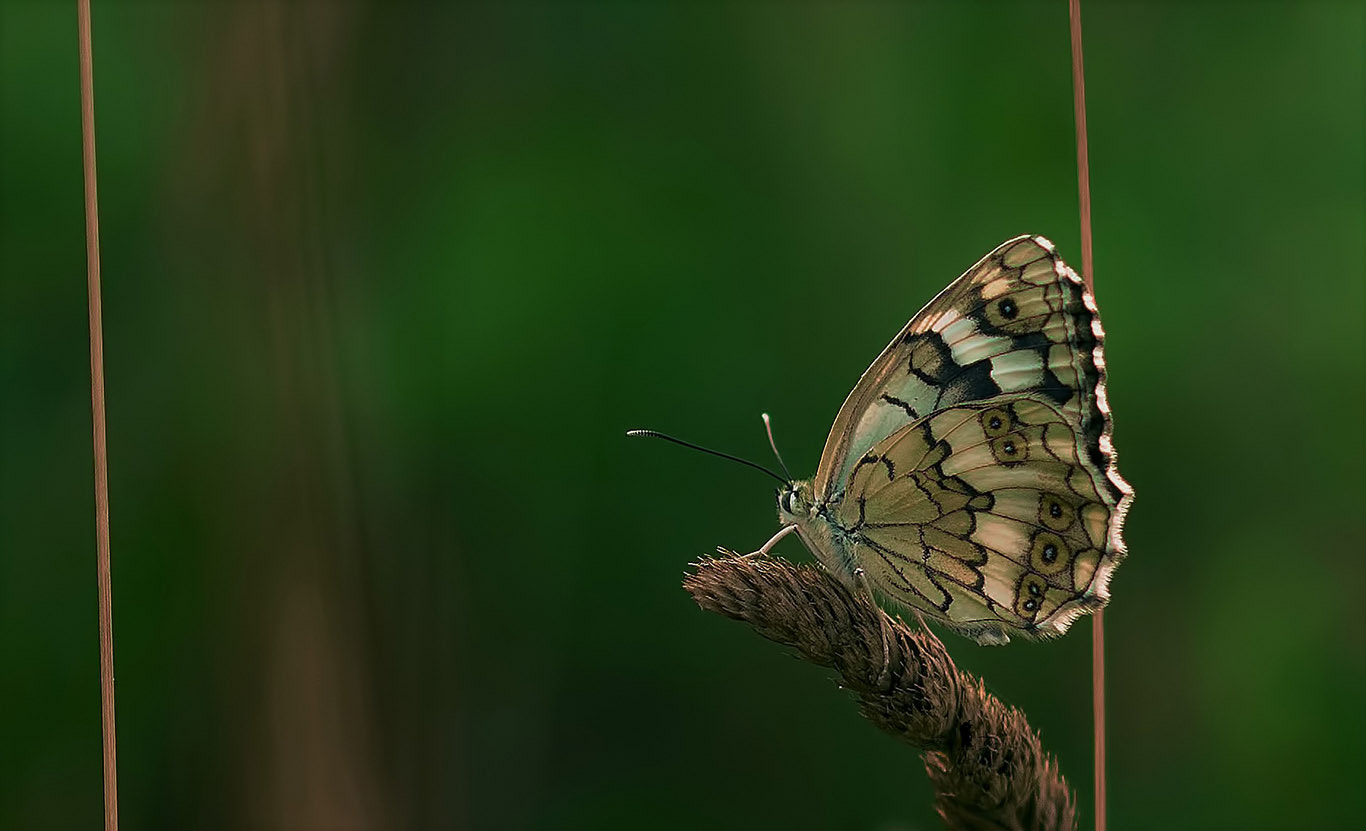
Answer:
[{"left": 780, "top": 490, "right": 795, "bottom": 514}]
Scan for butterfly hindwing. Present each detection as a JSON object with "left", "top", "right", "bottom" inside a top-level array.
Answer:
[
  {"left": 829, "top": 395, "right": 1120, "bottom": 642},
  {"left": 813, "top": 235, "right": 1130, "bottom": 540}
]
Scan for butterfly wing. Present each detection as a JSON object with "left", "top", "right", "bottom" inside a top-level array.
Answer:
[
  {"left": 812, "top": 235, "right": 1131, "bottom": 533},
  {"left": 830, "top": 395, "right": 1123, "bottom": 643}
]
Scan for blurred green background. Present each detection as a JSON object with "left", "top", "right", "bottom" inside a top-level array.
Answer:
[{"left": 2, "top": 1, "right": 1363, "bottom": 829}]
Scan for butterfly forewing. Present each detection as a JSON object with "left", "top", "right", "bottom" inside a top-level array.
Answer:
[
  {"left": 830, "top": 396, "right": 1119, "bottom": 641},
  {"left": 812, "top": 235, "right": 1129, "bottom": 534}
]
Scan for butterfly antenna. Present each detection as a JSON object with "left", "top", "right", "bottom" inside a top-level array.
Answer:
[
  {"left": 626, "top": 429, "right": 789, "bottom": 485},
  {"left": 761, "top": 413, "right": 794, "bottom": 483}
]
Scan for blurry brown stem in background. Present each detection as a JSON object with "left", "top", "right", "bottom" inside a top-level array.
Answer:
[{"left": 685, "top": 556, "right": 1075, "bottom": 831}]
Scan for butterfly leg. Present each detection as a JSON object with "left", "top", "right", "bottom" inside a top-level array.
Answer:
[
  {"left": 721, "top": 523, "right": 799, "bottom": 560},
  {"left": 854, "top": 567, "right": 893, "bottom": 688}
]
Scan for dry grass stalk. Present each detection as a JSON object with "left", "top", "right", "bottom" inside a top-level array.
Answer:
[
  {"left": 77, "top": 1, "right": 119, "bottom": 828},
  {"left": 684, "top": 555, "right": 1075, "bottom": 831}
]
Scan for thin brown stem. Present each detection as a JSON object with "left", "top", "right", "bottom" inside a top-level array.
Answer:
[
  {"left": 1069, "top": 0, "right": 1095, "bottom": 296},
  {"left": 1091, "top": 611, "right": 1105, "bottom": 831},
  {"left": 77, "top": 1, "right": 118, "bottom": 828},
  {"left": 1067, "top": 2, "right": 1104, "bottom": 830}
]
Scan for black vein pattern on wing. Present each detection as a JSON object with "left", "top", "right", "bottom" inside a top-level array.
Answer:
[
  {"left": 899, "top": 274, "right": 1109, "bottom": 483},
  {"left": 851, "top": 407, "right": 1049, "bottom": 503},
  {"left": 839, "top": 418, "right": 1102, "bottom": 579},
  {"left": 973, "top": 280, "right": 1113, "bottom": 502},
  {"left": 864, "top": 539, "right": 943, "bottom": 610},
  {"left": 924, "top": 313, "right": 1062, "bottom": 407},
  {"left": 879, "top": 393, "right": 920, "bottom": 420},
  {"left": 849, "top": 451, "right": 897, "bottom": 486},
  {"left": 861, "top": 534, "right": 976, "bottom": 614},
  {"left": 862, "top": 536, "right": 953, "bottom": 613}
]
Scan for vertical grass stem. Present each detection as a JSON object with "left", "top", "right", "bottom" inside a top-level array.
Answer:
[
  {"left": 1068, "top": 2, "right": 1105, "bottom": 829},
  {"left": 77, "top": 1, "right": 119, "bottom": 828}
]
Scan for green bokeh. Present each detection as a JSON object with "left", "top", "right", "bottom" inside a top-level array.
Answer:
[{"left": 2, "top": 2, "right": 1362, "bottom": 829}]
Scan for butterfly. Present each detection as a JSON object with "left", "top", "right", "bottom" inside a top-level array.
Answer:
[{"left": 633, "top": 235, "right": 1132, "bottom": 646}]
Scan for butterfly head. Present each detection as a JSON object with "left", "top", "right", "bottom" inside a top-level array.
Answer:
[{"left": 776, "top": 480, "right": 815, "bottom": 524}]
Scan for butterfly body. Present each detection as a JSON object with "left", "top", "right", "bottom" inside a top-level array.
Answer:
[{"left": 775, "top": 235, "right": 1132, "bottom": 646}]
